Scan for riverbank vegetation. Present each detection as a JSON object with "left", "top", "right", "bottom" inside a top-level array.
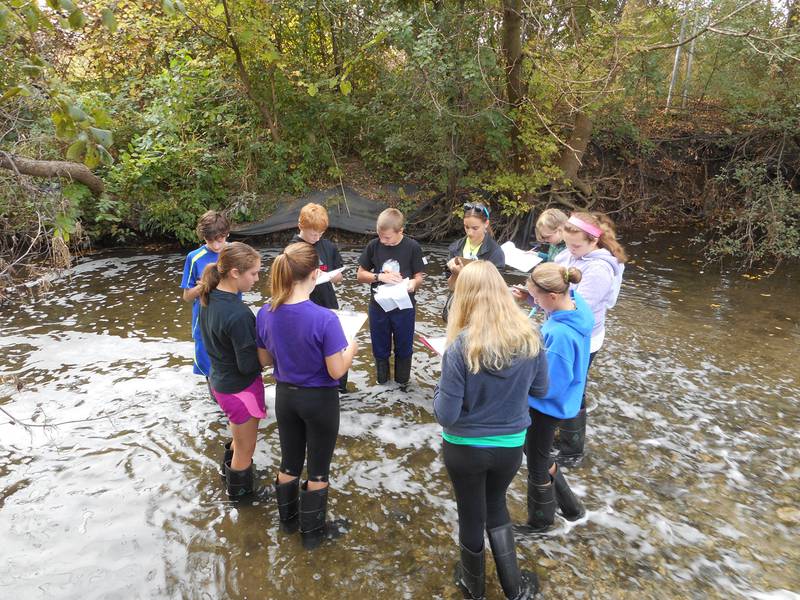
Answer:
[{"left": 1, "top": 0, "right": 798, "bottom": 284}]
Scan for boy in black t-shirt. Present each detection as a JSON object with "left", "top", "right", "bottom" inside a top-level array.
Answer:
[
  {"left": 357, "top": 208, "right": 425, "bottom": 385},
  {"left": 291, "top": 202, "right": 349, "bottom": 391}
]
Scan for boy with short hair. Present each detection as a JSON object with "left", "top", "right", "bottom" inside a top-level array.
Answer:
[
  {"left": 180, "top": 210, "right": 231, "bottom": 379},
  {"left": 290, "top": 202, "right": 349, "bottom": 392},
  {"left": 357, "top": 208, "right": 425, "bottom": 385}
]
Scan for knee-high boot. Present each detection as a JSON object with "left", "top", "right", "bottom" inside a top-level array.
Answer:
[{"left": 488, "top": 523, "right": 539, "bottom": 599}]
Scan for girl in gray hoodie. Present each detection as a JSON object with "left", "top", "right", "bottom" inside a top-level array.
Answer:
[{"left": 553, "top": 212, "right": 627, "bottom": 461}]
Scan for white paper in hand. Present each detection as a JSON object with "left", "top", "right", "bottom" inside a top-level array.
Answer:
[
  {"left": 331, "top": 309, "right": 367, "bottom": 343},
  {"left": 419, "top": 335, "right": 447, "bottom": 356},
  {"left": 501, "top": 241, "right": 543, "bottom": 272},
  {"left": 315, "top": 267, "right": 346, "bottom": 286},
  {"left": 373, "top": 278, "right": 412, "bottom": 312}
]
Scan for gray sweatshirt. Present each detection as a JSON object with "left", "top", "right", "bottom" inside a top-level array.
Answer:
[{"left": 433, "top": 334, "right": 549, "bottom": 438}]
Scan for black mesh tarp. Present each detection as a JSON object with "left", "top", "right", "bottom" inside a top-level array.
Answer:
[{"left": 229, "top": 186, "right": 389, "bottom": 237}]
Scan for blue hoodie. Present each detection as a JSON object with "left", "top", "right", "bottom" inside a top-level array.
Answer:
[{"left": 528, "top": 291, "right": 594, "bottom": 419}]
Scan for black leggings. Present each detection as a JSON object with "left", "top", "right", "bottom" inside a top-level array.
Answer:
[
  {"left": 581, "top": 351, "right": 598, "bottom": 409},
  {"left": 525, "top": 408, "right": 560, "bottom": 485},
  {"left": 275, "top": 383, "right": 339, "bottom": 482},
  {"left": 443, "top": 441, "right": 523, "bottom": 553}
]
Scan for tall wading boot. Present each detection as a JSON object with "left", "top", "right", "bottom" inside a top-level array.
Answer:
[
  {"left": 525, "top": 478, "right": 556, "bottom": 532},
  {"left": 218, "top": 440, "right": 233, "bottom": 481},
  {"left": 552, "top": 465, "right": 586, "bottom": 521},
  {"left": 394, "top": 355, "right": 412, "bottom": 385},
  {"left": 556, "top": 408, "right": 586, "bottom": 465},
  {"left": 298, "top": 482, "right": 348, "bottom": 550},
  {"left": 375, "top": 359, "right": 390, "bottom": 384},
  {"left": 488, "top": 523, "right": 539, "bottom": 600},
  {"left": 275, "top": 477, "right": 300, "bottom": 533},
  {"left": 224, "top": 460, "right": 273, "bottom": 502},
  {"left": 454, "top": 542, "right": 485, "bottom": 600}
]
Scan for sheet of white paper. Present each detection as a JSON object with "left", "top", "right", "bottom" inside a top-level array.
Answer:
[
  {"left": 373, "top": 278, "right": 412, "bottom": 311},
  {"left": 501, "top": 241, "right": 543, "bottom": 272},
  {"left": 420, "top": 335, "right": 447, "bottom": 356},
  {"left": 331, "top": 309, "right": 367, "bottom": 343},
  {"left": 315, "top": 266, "right": 346, "bottom": 286}
]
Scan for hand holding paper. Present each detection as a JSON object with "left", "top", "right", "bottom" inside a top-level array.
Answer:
[
  {"left": 501, "top": 241, "right": 543, "bottom": 272},
  {"left": 374, "top": 279, "right": 413, "bottom": 312},
  {"left": 316, "top": 267, "right": 346, "bottom": 286}
]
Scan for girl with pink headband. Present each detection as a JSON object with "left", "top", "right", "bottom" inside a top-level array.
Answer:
[{"left": 552, "top": 212, "right": 627, "bottom": 463}]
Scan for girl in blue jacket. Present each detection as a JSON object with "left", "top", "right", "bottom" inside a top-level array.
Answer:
[
  {"left": 434, "top": 261, "right": 545, "bottom": 600},
  {"left": 523, "top": 262, "right": 593, "bottom": 531}
]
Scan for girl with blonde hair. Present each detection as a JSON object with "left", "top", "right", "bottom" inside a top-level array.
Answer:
[
  {"left": 521, "top": 262, "right": 591, "bottom": 532},
  {"left": 552, "top": 211, "right": 627, "bottom": 461},
  {"left": 197, "top": 242, "right": 270, "bottom": 501},
  {"left": 256, "top": 242, "right": 357, "bottom": 548},
  {"left": 434, "top": 260, "right": 546, "bottom": 600}
]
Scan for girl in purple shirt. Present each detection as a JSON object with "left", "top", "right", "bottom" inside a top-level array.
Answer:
[{"left": 256, "top": 242, "right": 357, "bottom": 549}]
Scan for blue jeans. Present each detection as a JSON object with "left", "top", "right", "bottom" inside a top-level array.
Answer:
[{"left": 368, "top": 302, "right": 415, "bottom": 360}]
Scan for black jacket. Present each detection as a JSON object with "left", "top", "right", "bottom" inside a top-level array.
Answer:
[{"left": 446, "top": 235, "right": 505, "bottom": 275}]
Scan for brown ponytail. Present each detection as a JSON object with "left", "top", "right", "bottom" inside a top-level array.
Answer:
[
  {"left": 563, "top": 212, "right": 628, "bottom": 264},
  {"left": 529, "top": 263, "right": 582, "bottom": 294},
  {"left": 269, "top": 242, "right": 319, "bottom": 311},
  {"left": 198, "top": 241, "right": 261, "bottom": 306}
]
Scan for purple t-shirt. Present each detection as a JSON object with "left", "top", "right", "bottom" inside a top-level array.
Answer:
[{"left": 256, "top": 300, "right": 348, "bottom": 387}]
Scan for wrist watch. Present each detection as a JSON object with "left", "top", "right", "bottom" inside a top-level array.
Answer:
[{"left": 374, "top": 272, "right": 380, "bottom": 283}]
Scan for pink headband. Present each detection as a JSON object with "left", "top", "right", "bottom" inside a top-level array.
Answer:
[{"left": 567, "top": 215, "right": 602, "bottom": 239}]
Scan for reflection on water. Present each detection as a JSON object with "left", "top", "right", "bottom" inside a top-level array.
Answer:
[{"left": 1, "top": 232, "right": 798, "bottom": 599}]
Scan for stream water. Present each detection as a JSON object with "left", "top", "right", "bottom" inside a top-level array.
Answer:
[{"left": 0, "top": 231, "right": 798, "bottom": 599}]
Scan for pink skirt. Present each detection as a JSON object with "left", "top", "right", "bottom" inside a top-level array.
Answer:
[{"left": 212, "top": 376, "right": 267, "bottom": 424}]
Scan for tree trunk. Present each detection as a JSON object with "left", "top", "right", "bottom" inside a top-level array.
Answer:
[
  {"left": 330, "top": 14, "right": 342, "bottom": 77},
  {"left": 0, "top": 153, "right": 104, "bottom": 195},
  {"left": 555, "top": 111, "right": 593, "bottom": 195},
  {"left": 502, "top": 0, "right": 524, "bottom": 170},
  {"left": 221, "top": 0, "right": 280, "bottom": 143}
]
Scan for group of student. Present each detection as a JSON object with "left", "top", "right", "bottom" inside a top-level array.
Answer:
[{"left": 179, "top": 200, "right": 627, "bottom": 597}]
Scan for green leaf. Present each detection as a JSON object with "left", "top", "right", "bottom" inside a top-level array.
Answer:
[
  {"left": 59, "top": 0, "right": 76, "bottom": 12},
  {"left": 0, "top": 7, "right": 9, "bottom": 29},
  {"left": 339, "top": 79, "right": 352, "bottom": 96},
  {"left": 66, "top": 139, "right": 86, "bottom": 161},
  {"left": 67, "top": 103, "right": 88, "bottom": 122},
  {"left": 23, "top": 5, "right": 40, "bottom": 31},
  {"left": 97, "top": 145, "right": 114, "bottom": 165},
  {"left": 89, "top": 127, "right": 113, "bottom": 148},
  {"left": 84, "top": 143, "right": 100, "bottom": 169},
  {"left": 174, "top": 0, "right": 186, "bottom": 15},
  {"left": 307, "top": 83, "right": 318, "bottom": 97},
  {"left": 68, "top": 9, "right": 86, "bottom": 29},
  {"left": 46, "top": 0, "right": 60, "bottom": 10},
  {"left": 162, "top": 0, "right": 176, "bottom": 17},
  {"left": 210, "top": 3, "right": 225, "bottom": 18},
  {"left": 91, "top": 108, "right": 112, "bottom": 129},
  {"left": 22, "top": 63, "right": 43, "bottom": 76},
  {"left": 1, "top": 85, "right": 32, "bottom": 102},
  {"left": 101, "top": 8, "right": 117, "bottom": 33}
]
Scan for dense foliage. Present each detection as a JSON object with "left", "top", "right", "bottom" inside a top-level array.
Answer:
[{"left": 1, "top": 0, "right": 798, "bottom": 275}]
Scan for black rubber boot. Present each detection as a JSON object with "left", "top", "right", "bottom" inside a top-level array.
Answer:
[
  {"left": 224, "top": 460, "right": 273, "bottom": 502},
  {"left": 275, "top": 477, "right": 300, "bottom": 533},
  {"left": 525, "top": 478, "right": 556, "bottom": 532},
  {"left": 553, "top": 465, "right": 585, "bottom": 521},
  {"left": 375, "top": 359, "right": 390, "bottom": 384},
  {"left": 488, "top": 523, "right": 539, "bottom": 599},
  {"left": 556, "top": 408, "right": 586, "bottom": 463},
  {"left": 394, "top": 355, "right": 412, "bottom": 385},
  {"left": 299, "top": 482, "right": 347, "bottom": 550},
  {"left": 454, "top": 542, "right": 485, "bottom": 600},
  {"left": 219, "top": 440, "right": 233, "bottom": 482}
]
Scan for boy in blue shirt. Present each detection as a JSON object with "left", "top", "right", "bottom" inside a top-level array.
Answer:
[{"left": 180, "top": 211, "right": 231, "bottom": 380}]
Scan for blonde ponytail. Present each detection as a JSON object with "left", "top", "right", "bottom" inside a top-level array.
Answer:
[
  {"left": 529, "top": 263, "right": 582, "bottom": 294},
  {"left": 269, "top": 242, "right": 319, "bottom": 310}
]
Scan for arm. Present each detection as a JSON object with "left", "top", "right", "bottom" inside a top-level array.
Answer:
[
  {"left": 408, "top": 271, "right": 424, "bottom": 293},
  {"left": 182, "top": 285, "right": 202, "bottom": 303},
  {"left": 325, "top": 339, "right": 358, "bottom": 379},
  {"left": 575, "top": 263, "right": 613, "bottom": 311},
  {"left": 230, "top": 315, "right": 262, "bottom": 376},
  {"left": 538, "top": 351, "right": 572, "bottom": 402},
  {"left": 433, "top": 342, "right": 466, "bottom": 428},
  {"left": 257, "top": 347, "right": 273, "bottom": 368},
  {"left": 528, "top": 352, "right": 550, "bottom": 398}
]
